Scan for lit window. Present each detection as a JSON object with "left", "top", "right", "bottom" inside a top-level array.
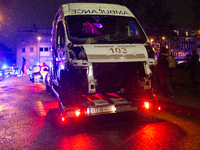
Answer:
[{"left": 22, "top": 48, "right": 25, "bottom": 52}]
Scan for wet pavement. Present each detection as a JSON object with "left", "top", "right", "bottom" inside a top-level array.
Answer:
[
  {"left": 155, "top": 68, "right": 200, "bottom": 116},
  {"left": 1, "top": 73, "right": 200, "bottom": 149}
]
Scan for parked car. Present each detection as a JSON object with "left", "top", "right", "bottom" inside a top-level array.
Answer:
[
  {"left": 3, "top": 67, "right": 15, "bottom": 77},
  {"left": 0, "top": 69, "right": 5, "bottom": 81}
]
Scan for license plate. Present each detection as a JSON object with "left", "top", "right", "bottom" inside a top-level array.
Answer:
[{"left": 87, "top": 106, "right": 115, "bottom": 115}]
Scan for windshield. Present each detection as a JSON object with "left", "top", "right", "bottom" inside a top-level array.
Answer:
[{"left": 66, "top": 15, "right": 147, "bottom": 44}]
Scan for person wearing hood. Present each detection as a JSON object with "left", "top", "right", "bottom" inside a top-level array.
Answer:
[{"left": 157, "top": 47, "right": 174, "bottom": 97}]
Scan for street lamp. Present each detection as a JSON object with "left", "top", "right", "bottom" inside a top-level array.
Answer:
[
  {"left": 150, "top": 39, "right": 154, "bottom": 45},
  {"left": 37, "top": 36, "right": 41, "bottom": 64},
  {"left": 160, "top": 36, "right": 166, "bottom": 48}
]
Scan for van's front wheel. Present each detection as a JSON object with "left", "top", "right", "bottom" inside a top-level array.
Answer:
[{"left": 59, "top": 70, "right": 75, "bottom": 106}]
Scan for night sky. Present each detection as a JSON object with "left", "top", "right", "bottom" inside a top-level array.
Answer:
[
  {"left": 0, "top": 0, "right": 197, "bottom": 53},
  {"left": 165, "top": 0, "right": 195, "bottom": 29}
]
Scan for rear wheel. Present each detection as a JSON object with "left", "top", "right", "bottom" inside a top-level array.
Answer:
[
  {"left": 46, "top": 75, "right": 51, "bottom": 92},
  {"left": 59, "top": 70, "right": 76, "bottom": 106},
  {"left": 46, "top": 81, "right": 51, "bottom": 92}
]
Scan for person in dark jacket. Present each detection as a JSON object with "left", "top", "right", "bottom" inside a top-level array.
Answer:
[
  {"left": 189, "top": 50, "right": 199, "bottom": 87},
  {"left": 157, "top": 47, "right": 174, "bottom": 97}
]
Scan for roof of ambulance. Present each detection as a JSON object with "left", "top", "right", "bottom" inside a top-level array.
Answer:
[{"left": 59, "top": 3, "right": 135, "bottom": 17}]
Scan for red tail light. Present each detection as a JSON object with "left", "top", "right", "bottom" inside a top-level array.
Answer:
[
  {"left": 61, "top": 117, "right": 65, "bottom": 122},
  {"left": 144, "top": 102, "right": 150, "bottom": 109},
  {"left": 75, "top": 109, "right": 81, "bottom": 117}
]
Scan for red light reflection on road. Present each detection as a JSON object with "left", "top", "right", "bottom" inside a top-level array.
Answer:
[
  {"left": 28, "top": 84, "right": 46, "bottom": 93},
  {"left": 29, "top": 102, "right": 59, "bottom": 147},
  {"left": 58, "top": 135, "right": 95, "bottom": 150},
  {"left": 124, "top": 122, "right": 185, "bottom": 150},
  {"left": 43, "top": 102, "right": 59, "bottom": 114}
]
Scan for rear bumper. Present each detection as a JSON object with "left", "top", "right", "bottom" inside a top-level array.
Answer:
[{"left": 58, "top": 99, "right": 159, "bottom": 124}]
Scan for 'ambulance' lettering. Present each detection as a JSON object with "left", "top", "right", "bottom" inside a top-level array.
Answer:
[
  {"left": 71, "top": 9, "right": 129, "bottom": 15},
  {"left": 71, "top": 9, "right": 76, "bottom": 14}
]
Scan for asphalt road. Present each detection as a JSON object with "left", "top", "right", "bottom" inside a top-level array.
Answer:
[{"left": 0, "top": 76, "right": 200, "bottom": 150}]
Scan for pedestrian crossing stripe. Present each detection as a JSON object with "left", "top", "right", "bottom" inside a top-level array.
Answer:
[{"left": 35, "top": 101, "right": 46, "bottom": 116}]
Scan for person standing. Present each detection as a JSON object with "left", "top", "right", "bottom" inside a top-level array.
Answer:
[
  {"left": 32, "top": 63, "right": 41, "bottom": 85},
  {"left": 12, "top": 64, "right": 19, "bottom": 75},
  {"left": 157, "top": 47, "right": 174, "bottom": 97},
  {"left": 40, "top": 62, "right": 49, "bottom": 85},
  {"left": 189, "top": 50, "right": 199, "bottom": 88}
]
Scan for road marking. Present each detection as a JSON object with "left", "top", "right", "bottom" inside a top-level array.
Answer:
[{"left": 35, "top": 101, "right": 46, "bottom": 116}]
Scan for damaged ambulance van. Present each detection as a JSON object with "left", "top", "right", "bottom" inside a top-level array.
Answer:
[{"left": 47, "top": 3, "right": 157, "bottom": 119}]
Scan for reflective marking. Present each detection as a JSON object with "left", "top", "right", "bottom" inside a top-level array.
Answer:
[
  {"left": 93, "top": 99, "right": 109, "bottom": 106},
  {"left": 35, "top": 101, "right": 46, "bottom": 116},
  {"left": 87, "top": 54, "right": 145, "bottom": 60}
]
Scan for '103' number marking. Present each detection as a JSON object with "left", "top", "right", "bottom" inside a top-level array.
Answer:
[{"left": 109, "top": 48, "right": 127, "bottom": 54}]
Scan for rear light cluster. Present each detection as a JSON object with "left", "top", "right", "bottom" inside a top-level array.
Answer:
[
  {"left": 143, "top": 101, "right": 161, "bottom": 110},
  {"left": 61, "top": 101, "right": 161, "bottom": 122},
  {"left": 61, "top": 109, "right": 86, "bottom": 122},
  {"left": 144, "top": 102, "right": 150, "bottom": 109},
  {"left": 61, "top": 117, "right": 65, "bottom": 122},
  {"left": 75, "top": 109, "right": 81, "bottom": 117}
]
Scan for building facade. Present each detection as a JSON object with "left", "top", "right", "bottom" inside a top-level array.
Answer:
[
  {"left": 16, "top": 27, "right": 51, "bottom": 69},
  {"left": 149, "top": 29, "right": 198, "bottom": 61}
]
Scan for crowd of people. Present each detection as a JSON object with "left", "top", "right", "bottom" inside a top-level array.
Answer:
[
  {"left": 11, "top": 62, "right": 50, "bottom": 85},
  {"left": 31, "top": 62, "right": 50, "bottom": 85}
]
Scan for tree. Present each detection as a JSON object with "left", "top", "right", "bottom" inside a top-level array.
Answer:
[
  {"left": 138, "top": 0, "right": 174, "bottom": 37},
  {"left": 192, "top": 0, "right": 200, "bottom": 29}
]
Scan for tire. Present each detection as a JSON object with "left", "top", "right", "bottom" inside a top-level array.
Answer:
[
  {"left": 46, "top": 76, "right": 55, "bottom": 97},
  {"left": 46, "top": 83, "right": 51, "bottom": 92},
  {"left": 59, "top": 70, "right": 68, "bottom": 104},
  {"left": 46, "top": 75, "right": 51, "bottom": 92},
  {"left": 59, "top": 70, "right": 75, "bottom": 106}
]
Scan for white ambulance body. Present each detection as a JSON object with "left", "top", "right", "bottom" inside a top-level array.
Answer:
[{"left": 47, "top": 3, "right": 158, "bottom": 121}]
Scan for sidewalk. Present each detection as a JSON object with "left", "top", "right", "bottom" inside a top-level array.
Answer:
[{"left": 155, "top": 68, "right": 200, "bottom": 111}]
